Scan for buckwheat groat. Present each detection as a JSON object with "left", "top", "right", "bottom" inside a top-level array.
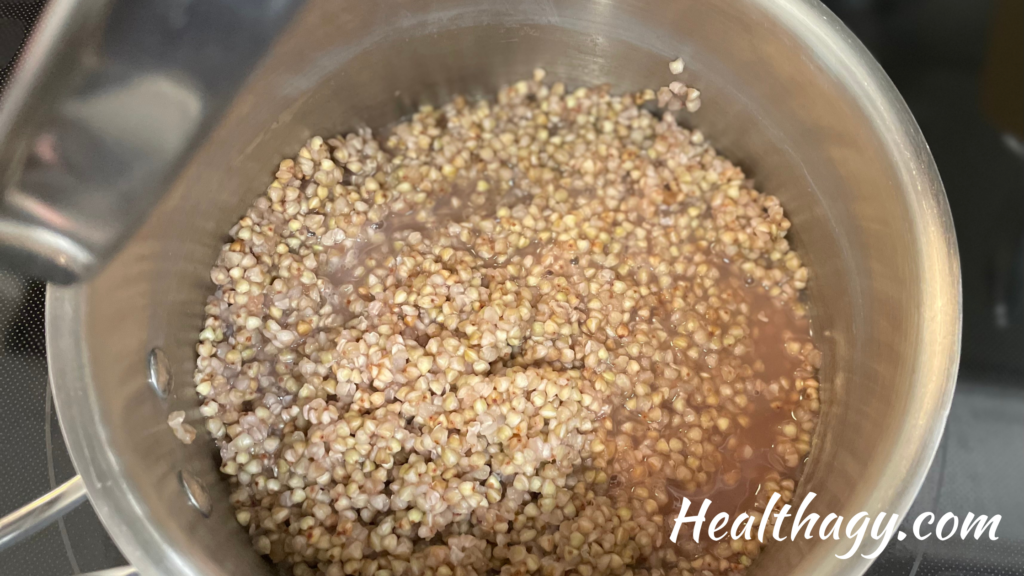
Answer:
[{"left": 192, "top": 71, "right": 820, "bottom": 576}]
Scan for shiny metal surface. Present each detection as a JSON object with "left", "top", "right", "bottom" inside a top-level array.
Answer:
[
  {"left": 0, "top": 475, "right": 86, "bottom": 551},
  {"left": 180, "top": 470, "right": 213, "bottom": 518},
  {"left": 46, "top": 1, "right": 961, "bottom": 575},
  {"left": 147, "top": 348, "right": 172, "bottom": 398},
  {"left": 81, "top": 568, "right": 140, "bottom": 576},
  {"left": 0, "top": 0, "right": 305, "bottom": 284}
]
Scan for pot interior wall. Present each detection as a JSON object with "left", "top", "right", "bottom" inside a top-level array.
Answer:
[{"left": 49, "top": 1, "right": 958, "bottom": 576}]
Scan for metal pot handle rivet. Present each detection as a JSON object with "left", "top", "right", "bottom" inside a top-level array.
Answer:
[
  {"left": 180, "top": 470, "right": 213, "bottom": 517},
  {"left": 148, "top": 347, "right": 172, "bottom": 398}
]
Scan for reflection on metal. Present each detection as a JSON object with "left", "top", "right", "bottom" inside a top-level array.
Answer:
[
  {"left": 148, "top": 347, "right": 172, "bottom": 398},
  {"left": 0, "top": 0, "right": 306, "bottom": 283},
  {"left": 0, "top": 475, "right": 87, "bottom": 552},
  {"left": 80, "top": 568, "right": 140, "bottom": 576},
  {"left": 180, "top": 470, "right": 212, "bottom": 518}
]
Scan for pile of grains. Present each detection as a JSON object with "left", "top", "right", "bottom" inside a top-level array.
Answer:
[{"left": 190, "top": 68, "right": 821, "bottom": 576}]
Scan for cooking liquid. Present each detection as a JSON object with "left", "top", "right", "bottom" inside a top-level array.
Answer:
[
  {"left": 605, "top": 263, "right": 815, "bottom": 532},
  {"left": 313, "top": 139, "right": 818, "bottom": 562}
]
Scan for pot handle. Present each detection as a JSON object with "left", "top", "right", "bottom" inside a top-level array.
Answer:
[
  {"left": 0, "top": 475, "right": 86, "bottom": 551},
  {"left": 0, "top": 475, "right": 141, "bottom": 575},
  {"left": 0, "top": 0, "right": 305, "bottom": 284}
]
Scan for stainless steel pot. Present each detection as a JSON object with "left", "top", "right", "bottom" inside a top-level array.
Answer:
[{"left": 5, "top": 0, "right": 962, "bottom": 575}]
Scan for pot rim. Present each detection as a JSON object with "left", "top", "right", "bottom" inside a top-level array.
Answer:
[{"left": 45, "top": 0, "right": 962, "bottom": 574}]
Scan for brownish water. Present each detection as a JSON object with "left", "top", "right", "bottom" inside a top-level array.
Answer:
[
  {"left": 324, "top": 179, "right": 815, "bottom": 527},
  {"left": 607, "top": 261, "right": 814, "bottom": 523}
]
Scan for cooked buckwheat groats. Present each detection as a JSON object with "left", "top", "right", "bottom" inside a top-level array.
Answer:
[{"left": 191, "top": 70, "right": 820, "bottom": 576}]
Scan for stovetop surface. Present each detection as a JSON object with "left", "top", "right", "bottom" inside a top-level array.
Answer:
[
  {"left": 1, "top": 0, "right": 1022, "bottom": 575},
  {"left": 0, "top": 273, "right": 126, "bottom": 574}
]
